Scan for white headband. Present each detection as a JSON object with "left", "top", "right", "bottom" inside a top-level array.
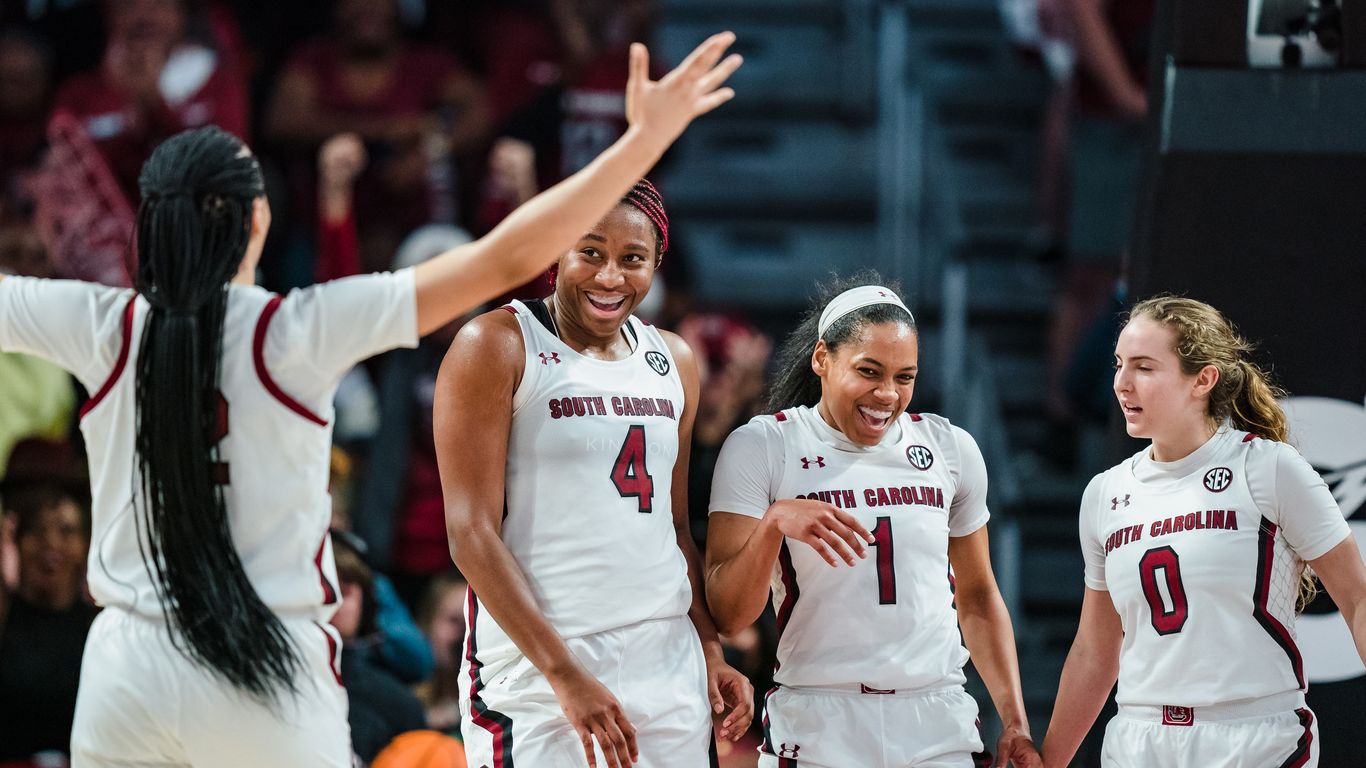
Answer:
[{"left": 817, "top": 285, "right": 913, "bottom": 337}]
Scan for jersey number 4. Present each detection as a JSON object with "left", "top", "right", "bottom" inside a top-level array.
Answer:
[
  {"left": 1139, "top": 546, "right": 1188, "bottom": 635},
  {"left": 611, "top": 425, "right": 654, "bottom": 513}
]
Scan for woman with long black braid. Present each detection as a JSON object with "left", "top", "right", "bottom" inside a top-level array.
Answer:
[{"left": 0, "top": 32, "right": 741, "bottom": 768}]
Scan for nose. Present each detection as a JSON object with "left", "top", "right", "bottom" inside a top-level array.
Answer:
[
  {"left": 1113, "top": 366, "right": 1130, "bottom": 395},
  {"left": 595, "top": 260, "right": 625, "bottom": 288},
  {"left": 873, "top": 378, "right": 897, "bottom": 403}
]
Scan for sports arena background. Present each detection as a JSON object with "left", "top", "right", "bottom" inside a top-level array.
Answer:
[{"left": 1, "top": 0, "right": 1363, "bottom": 766}]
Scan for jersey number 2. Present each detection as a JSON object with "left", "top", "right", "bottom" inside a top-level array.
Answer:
[
  {"left": 610, "top": 425, "right": 654, "bottom": 513},
  {"left": 1139, "top": 546, "right": 1188, "bottom": 635}
]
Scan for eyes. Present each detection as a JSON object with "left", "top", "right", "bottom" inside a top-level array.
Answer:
[
  {"left": 1113, "top": 360, "right": 1152, "bottom": 372},
  {"left": 579, "top": 247, "right": 649, "bottom": 264},
  {"left": 858, "top": 367, "right": 916, "bottom": 384}
]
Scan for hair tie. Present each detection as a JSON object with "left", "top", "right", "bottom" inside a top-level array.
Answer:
[{"left": 818, "top": 285, "right": 913, "bottom": 337}]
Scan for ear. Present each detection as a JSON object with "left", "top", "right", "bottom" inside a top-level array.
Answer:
[
  {"left": 1192, "top": 364, "right": 1220, "bottom": 398},
  {"left": 811, "top": 339, "right": 829, "bottom": 377},
  {"left": 250, "top": 196, "right": 271, "bottom": 240}
]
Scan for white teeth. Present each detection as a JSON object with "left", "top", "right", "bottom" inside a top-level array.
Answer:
[
  {"left": 859, "top": 406, "right": 893, "bottom": 420},
  {"left": 587, "top": 293, "right": 626, "bottom": 309}
]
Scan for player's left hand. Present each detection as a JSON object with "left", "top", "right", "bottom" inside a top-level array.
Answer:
[
  {"left": 994, "top": 723, "right": 1042, "bottom": 768},
  {"left": 705, "top": 655, "right": 754, "bottom": 742}
]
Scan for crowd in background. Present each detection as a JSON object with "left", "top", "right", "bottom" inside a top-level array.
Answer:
[{"left": 0, "top": 0, "right": 1152, "bottom": 765}]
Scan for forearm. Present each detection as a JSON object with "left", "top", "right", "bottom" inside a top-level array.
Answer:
[
  {"left": 450, "top": 524, "right": 583, "bottom": 679},
  {"left": 705, "top": 515, "right": 784, "bottom": 635},
  {"left": 957, "top": 589, "right": 1030, "bottom": 730},
  {"left": 1344, "top": 599, "right": 1366, "bottom": 669},
  {"left": 1041, "top": 638, "right": 1119, "bottom": 766}
]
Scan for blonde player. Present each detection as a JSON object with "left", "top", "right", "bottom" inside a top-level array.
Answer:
[
  {"left": 1041, "top": 296, "right": 1366, "bottom": 768},
  {"left": 437, "top": 175, "right": 753, "bottom": 768},
  {"left": 0, "top": 32, "right": 741, "bottom": 768},
  {"left": 705, "top": 276, "right": 1041, "bottom": 768}
]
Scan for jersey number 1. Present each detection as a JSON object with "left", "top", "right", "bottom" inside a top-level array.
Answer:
[
  {"left": 611, "top": 425, "right": 654, "bottom": 513},
  {"left": 871, "top": 516, "right": 897, "bottom": 604}
]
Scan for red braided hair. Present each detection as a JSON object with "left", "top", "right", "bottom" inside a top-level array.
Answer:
[{"left": 623, "top": 178, "right": 669, "bottom": 257}]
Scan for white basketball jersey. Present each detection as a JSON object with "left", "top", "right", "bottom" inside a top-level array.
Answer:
[
  {"left": 1082, "top": 427, "right": 1350, "bottom": 708},
  {"left": 0, "top": 272, "right": 418, "bottom": 621},
  {"left": 467, "top": 300, "right": 692, "bottom": 662},
  {"left": 710, "top": 405, "right": 991, "bottom": 690}
]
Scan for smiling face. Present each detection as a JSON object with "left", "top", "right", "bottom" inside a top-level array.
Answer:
[
  {"left": 1113, "top": 315, "right": 1218, "bottom": 450},
  {"left": 552, "top": 202, "right": 659, "bottom": 344},
  {"left": 813, "top": 319, "right": 919, "bottom": 446},
  {"left": 17, "top": 497, "right": 88, "bottom": 610}
]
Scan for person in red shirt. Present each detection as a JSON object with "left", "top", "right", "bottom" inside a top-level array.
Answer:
[{"left": 49, "top": 0, "right": 250, "bottom": 204}]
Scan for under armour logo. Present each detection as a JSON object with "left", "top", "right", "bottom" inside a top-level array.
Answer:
[
  {"left": 800, "top": 456, "right": 825, "bottom": 469},
  {"left": 1111, "top": 494, "right": 1130, "bottom": 509},
  {"left": 778, "top": 743, "right": 801, "bottom": 759},
  {"left": 539, "top": 352, "right": 561, "bottom": 365},
  {"left": 877, "top": 290, "right": 889, "bottom": 297}
]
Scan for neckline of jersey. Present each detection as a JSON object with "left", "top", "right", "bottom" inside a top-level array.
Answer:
[
  {"left": 521, "top": 299, "right": 647, "bottom": 366},
  {"left": 1132, "top": 426, "right": 1232, "bottom": 483}
]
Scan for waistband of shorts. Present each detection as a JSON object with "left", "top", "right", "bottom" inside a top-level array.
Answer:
[
  {"left": 1117, "top": 690, "right": 1307, "bottom": 724},
  {"left": 105, "top": 603, "right": 328, "bottom": 625},
  {"left": 782, "top": 682, "right": 964, "bottom": 698}
]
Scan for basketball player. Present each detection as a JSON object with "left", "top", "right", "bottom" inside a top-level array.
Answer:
[
  {"left": 437, "top": 179, "right": 754, "bottom": 768},
  {"left": 0, "top": 32, "right": 743, "bottom": 768},
  {"left": 1040, "top": 296, "right": 1366, "bottom": 767},
  {"left": 705, "top": 277, "right": 1041, "bottom": 768}
]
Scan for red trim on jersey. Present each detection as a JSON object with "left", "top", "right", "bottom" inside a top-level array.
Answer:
[
  {"left": 253, "top": 296, "right": 328, "bottom": 426},
  {"left": 1277, "top": 708, "right": 1315, "bottom": 768},
  {"left": 80, "top": 296, "right": 138, "bottom": 419},
  {"left": 1254, "top": 518, "right": 1305, "bottom": 689},
  {"left": 314, "top": 534, "right": 338, "bottom": 606},
  {"left": 1243, "top": 433, "right": 1259, "bottom": 442},
  {"left": 498, "top": 305, "right": 518, "bottom": 314},
  {"left": 758, "top": 687, "right": 780, "bottom": 759},
  {"left": 314, "top": 621, "right": 343, "bottom": 686},
  {"left": 773, "top": 411, "right": 788, "bottom": 422},
  {"left": 465, "top": 588, "right": 516, "bottom": 767},
  {"left": 775, "top": 543, "right": 800, "bottom": 638},
  {"left": 908, "top": 413, "right": 923, "bottom": 422}
]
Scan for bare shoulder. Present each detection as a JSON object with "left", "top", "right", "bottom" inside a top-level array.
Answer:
[{"left": 441, "top": 307, "right": 525, "bottom": 381}]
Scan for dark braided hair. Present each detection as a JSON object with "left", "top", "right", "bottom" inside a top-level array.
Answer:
[
  {"left": 622, "top": 178, "right": 668, "bottom": 260},
  {"left": 133, "top": 126, "right": 301, "bottom": 701},
  {"left": 768, "top": 270, "right": 917, "bottom": 411}
]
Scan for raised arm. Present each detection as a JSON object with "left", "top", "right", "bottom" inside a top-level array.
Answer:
[
  {"left": 1040, "top": 587, "right": 1123, "bottom": 767},
  {"left": 948, "top": 527, "right": 1040, "bottom": 768},
  {"left": 412, "top": 33, "right": 742, "bottom": 335},
  {"left": 660, "top": 331, "right": 754, "bottom": 741},
  {"left": 435, "top": 312, "right": 637, "bottom": 768}
]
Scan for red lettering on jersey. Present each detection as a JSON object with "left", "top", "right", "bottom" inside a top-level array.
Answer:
[
  {"left": 888, "top": 486, "right": 904, "bottom": 505},
  {"left": 622, "top": 398, "right": 637, "bottom": 416},
  {"left": 864, "top": 488, "right": 877, "bottom": 507},
  {"left": 934, "top": 487, "right": 944, "bottom": 508},
  {"left": 875, "top": 487, "right": 891, "bottom": 506},
  {"left": 1227, "top": 510, "right": 1238, "bottom": 529},
  {"left": 841, "top": 490, "right": 856, "bottom": 509},
  {"left": 611, "top": 396, "right": 623, "bottom": 415}
]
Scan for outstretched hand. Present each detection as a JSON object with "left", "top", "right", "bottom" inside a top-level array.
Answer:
[{"left": 625, "top": 32, "right": 743, "bottom": 146}]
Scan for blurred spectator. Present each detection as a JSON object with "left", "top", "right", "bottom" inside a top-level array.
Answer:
[
  {"left": 0, "top": 477, "right": 97, "bottom": 764},
  {"left": 350, "top": 225, "right": 476, "bottom": 599},
  {"left": 0, "top": 29, "right": 54, "bottom": 209},
  {"left": 676, "top": 312, "right": 772, "bottom": 546},
  {"left": 1044, "top": 0, "right": 1152, "bottom": 463},
  {"left": 413, "top": 573, "right": 467, "bottom": 735},
  {"left": 265, "top": 0, "right": 489, "bottom": 274},
  {"left": 329, "top": 529, "right": 428, "bottom": 764},
  {"left": 474, "top": 0, "right": 663, "bottom": 237},
  {"left": 0, "top": 226, "right": 76, "bottom": 474},
  {"left": 49, "top": 0, "right": 250, "bottom": 203}
]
